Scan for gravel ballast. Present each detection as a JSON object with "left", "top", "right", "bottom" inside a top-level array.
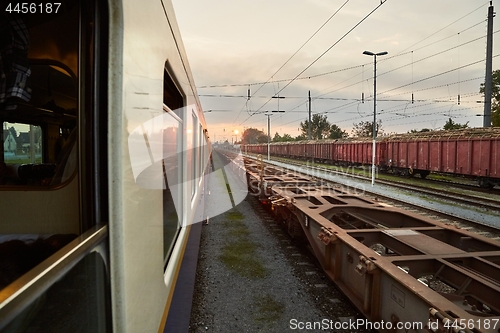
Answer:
[
  {"left": 189, "top": 150, "right": 365, "bottom": 332},
  {"left": 189, "top": 196, "right": 365, "bottom": 333}
]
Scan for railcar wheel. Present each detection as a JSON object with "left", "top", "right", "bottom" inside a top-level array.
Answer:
[{"left": 419, "top": 171, "right": 430, "bottom": 179}]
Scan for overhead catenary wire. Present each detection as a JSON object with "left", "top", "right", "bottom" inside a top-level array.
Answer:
[
  {"left": 202, "top": 20, "right": 492, "bottom": 129},
  {"left": 393, "top": 1, "right": 489, "bottom": 56},
  {"left": 197, "top": 20, "right": 488, "bottom": 90},
  {"left": 253, "top": 86, "right": 483, "bottom": 131},
  {"left": 230, "top": 0, "right": 352, "bottom": 127},
  {"left": 276, "top": 28, "right": 495, "bottom": 117},
  {"left": 249, "top": 0, "right": 351, "bottom": 98},
  {"left": 207, "top": 1, "right": 492, "bottom": 134},
  {"left": 378, "top": 54, "right": 500, "bottom": 96},
  {"left": 198, "top": 85, "right": 483, "bottom": 103},
  {"left": 245, "top": 0, "right": 388, "bottom": 120},
  {"left": 236, "top": 69, "right": 486, "bottom": 128}
]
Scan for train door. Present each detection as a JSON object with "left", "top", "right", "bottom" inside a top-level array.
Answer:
[{"left": 0, "top": 0, "right": 110, "bottom": 331}]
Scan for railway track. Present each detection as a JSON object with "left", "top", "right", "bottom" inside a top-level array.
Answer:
[
  {"left": 236, "top": 150, "right": 500, "bottom": 333},
  {"left": 244, "top": 154, "right": 500, "bottom": 233},
  {"left": 419, "top": 176, "right": 500, "bottom": 195},
  {"left": 257, "top": 153, "right": 500, "bottom": 199},
  {"left": 370, "top": 181, "right": 500, "bottom": 219}
]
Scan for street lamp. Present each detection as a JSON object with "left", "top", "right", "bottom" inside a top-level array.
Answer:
[
  {"left": 265, "top": 113, "right": 272, "bottom": 160},
  {"left": 363, "top": 50, "right": 388, "bottom": 186}
]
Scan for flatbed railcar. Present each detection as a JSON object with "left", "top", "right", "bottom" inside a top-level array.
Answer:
[
  {"left": 0, "top": 1, "right": 210, "bottom": 332},
  {"left": 245, "top": 158, "right": 500, "bottom": 333},
  {"left": 243, "top": 128, "right": 500, "bottom": 188}
]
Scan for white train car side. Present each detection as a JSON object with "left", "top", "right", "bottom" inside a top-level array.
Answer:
[{"left": 0, "top": 0, "right": 209, "bottom": 332}]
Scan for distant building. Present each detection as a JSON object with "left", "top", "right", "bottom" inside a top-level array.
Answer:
[{"left": 3, "top": 131, "right": 17, "bottom": 153}]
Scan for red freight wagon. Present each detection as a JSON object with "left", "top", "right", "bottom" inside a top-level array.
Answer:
[
  {"left": 449, "top": 130, "right": 500, "bottom": 187},
  {"left": 304, "top": 141, "right": 314, "bottom": 159},
  {"left": 269, "top": 143, "right": 275, "bottom": 156},
  {"left": 270, "top": 142, "right": 281, "bottom": 156},
  {"left": 333, "top": 141, "right": 354, "bottom": 165},
  {"left": 248, "top": 143, "right": 265, "bottom": 155},
  {"left": 309, "top": 142, "right": 320, "bottom": 160},
  {"left": 384, "top": 128, "right": 500, "bottom": 187},
  {"left": 320, "top": 142, "right": 331, "bottom": 162},
  {"left": 310, "top": 141, "right": 332, "bottom": 162},
  {"left": 289, "top": 141, "right": 307, "bottom": 159},
  {"left": 355, "top": 141, "right": 373, "bottom": 165},
  {"left": 334, "top": 138, "right": 383, "bottom": 166},
  {"left": 385, "top": 135, "right": 431, "bottom": 178},
  {"left": 280, "top": 142, "right": 290, "bottom": 157},
  {"left": 244, "top": 128, "right": 499, "bottom": 188}
]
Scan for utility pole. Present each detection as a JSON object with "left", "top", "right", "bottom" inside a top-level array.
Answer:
[
  {"left": 265, "top": 113, "right": 272, "bottom": 161},
  {"left": 363, "top": 50, "right": 388, "bottom": 186},
  {"left": 483, "top": 1, "right": 494, "bottom": 127},
  {"left": 308, "top": 91, "right": 311, "bottom": 140}
]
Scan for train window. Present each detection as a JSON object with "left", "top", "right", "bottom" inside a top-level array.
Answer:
[
  {"left": 192, "top": 113, "right": 198, "bottom": 198},
  {"left": 0, "top": 229, "right": 110, "bottom": 332},
  {"left": 199, "top": 124, "right": 203, "bottom": 181},
  {"left": 204, "top": 134, "right": 209, "bottom": 173},
  {"left": 1, "top": 3, "right": 81, "bottom": 221},
  {"left": 162, "top": 67, "right": 184, "bottom": 260},
  {"left": 1, "top": 59, "right": 78, "bottom": 186},
  {"left": 10, "top": 252, "right": 108, "bottom": 332},
  {"left": 2, "top": 123, "right": 43, "bottom": 163},
  {"left": 163, "top": 69, "right": 183, "bottom": 117},
  {"left": 162, "top": 106, "right": 183, "bottom": 262}
]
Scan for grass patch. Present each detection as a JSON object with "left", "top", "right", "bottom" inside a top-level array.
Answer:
[
  {"left": 219, "top": 209, "right": 268, "bottom": 279},
  {"left": 220, "top": 240, "right": 267, "bottom": 278},
  {"left": 427, "top": 173, "right": 457, "bottom": 182},
  {"left": 225, "top": 210, "right": 244, "bottom": 221},
  {"left": 253, "top": 294, "right": 284, "bottom": 323},
  {"left": 225, "top": 222, "right": 250, "bottom": 238}
]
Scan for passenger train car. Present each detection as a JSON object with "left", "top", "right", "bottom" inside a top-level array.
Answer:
[
  {"left": 0, "top": 0, "right": 210, "bottom": 331},
  {"left": 244, "top": 128, "right": 500, "bottom": 188}
]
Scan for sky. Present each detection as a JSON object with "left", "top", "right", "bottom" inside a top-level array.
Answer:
[{"left": 171, "top": 0, "right": 499, "bottom": 142}]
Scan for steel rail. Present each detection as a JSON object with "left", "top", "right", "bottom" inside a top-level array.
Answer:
[{"left": 243, "top": 154, "right": 500, "bottom": 235}]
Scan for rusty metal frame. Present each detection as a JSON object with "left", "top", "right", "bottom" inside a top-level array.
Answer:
[{"left": 246, "top": 161, "right": 500, "bottom": 333}]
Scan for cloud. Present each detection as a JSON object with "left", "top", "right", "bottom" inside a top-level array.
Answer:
[{"left": 173, "top": 0, "right": 496, "bottom": 135}]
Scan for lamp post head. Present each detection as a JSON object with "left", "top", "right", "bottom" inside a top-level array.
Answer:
[{"left": 363, "top": 50, "right": 388, "bottom": 56}]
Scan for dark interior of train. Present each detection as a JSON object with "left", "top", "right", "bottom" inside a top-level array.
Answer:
[
  {"left": 1, "top": 1, "right": 79, "bottom": 186},
  {"left": 0, "top": 0, "right": 79, "bottom": 287},
  {"left": 1, "top": 2, "right": 110, "bottom": 331}
]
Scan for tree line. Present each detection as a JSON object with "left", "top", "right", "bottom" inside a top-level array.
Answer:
[{"left": 239, "top": 115, "right": 384, "bottom": 144}]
